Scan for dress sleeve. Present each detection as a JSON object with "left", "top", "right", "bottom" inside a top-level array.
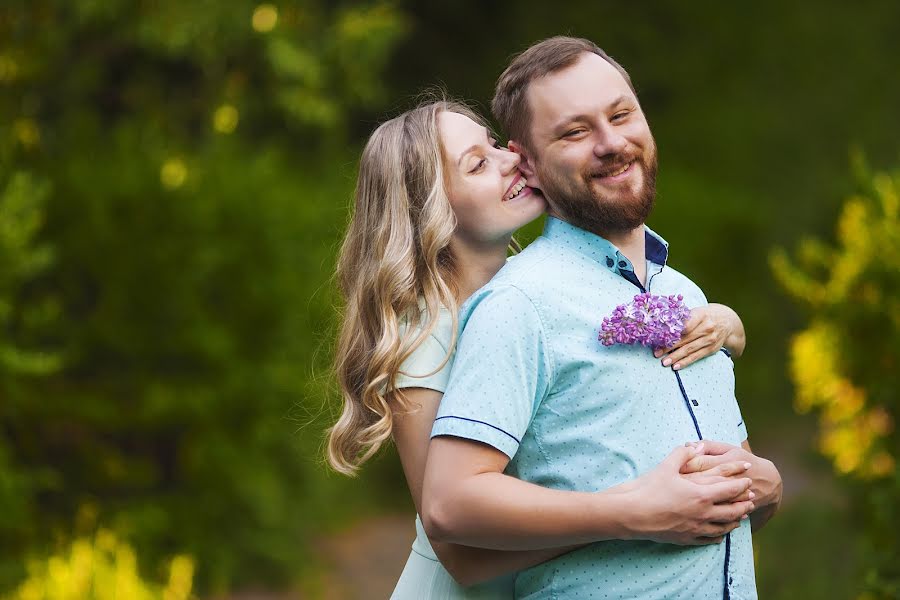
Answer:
[{"left": 394, "top": 330, "right": 452, "bottom": 393}]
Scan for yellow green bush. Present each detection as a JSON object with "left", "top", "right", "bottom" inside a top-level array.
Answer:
[
  {"left": 6, "top": 530, "right": 193, "bottom": 600},
  {"left": 772, "top": 162, "right": 899, "bottom": 597}
]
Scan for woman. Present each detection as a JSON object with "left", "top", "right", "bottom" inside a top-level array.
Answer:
[{"left": 326, "top": 99, "right": 749, "bottom": 598}]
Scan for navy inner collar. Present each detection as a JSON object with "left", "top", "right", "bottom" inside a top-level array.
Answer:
[{"left": 543, "top": 217, "right": 670, "bottom": 270}]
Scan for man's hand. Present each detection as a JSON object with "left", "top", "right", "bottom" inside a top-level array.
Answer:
[
  {"left": 653, "top": 303, "right": 746, "bottom": 369},
  {"left": 682, "top": 440, "right": 782, "bottom": 531},
  {"left": 621, "top": 444, "right": 755, "bottom": 546}
]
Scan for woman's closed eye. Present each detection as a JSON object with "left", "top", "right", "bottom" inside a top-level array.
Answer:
[{"left": 469, "top": 157, "right": 487, "bottom": 174}]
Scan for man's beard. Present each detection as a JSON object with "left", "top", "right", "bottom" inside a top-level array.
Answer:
[{"left": 538, "top": 145, "right": 658, "bottom": 239}]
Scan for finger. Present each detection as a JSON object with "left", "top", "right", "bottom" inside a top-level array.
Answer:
[
  {"left": 710, "top": 500, "right": 755, "bottom": 523},
  {"left": 681, "top": 453, "right": 725, "bottom": 474},
  {"left": 713, "top": 461, "right": 752, "bottom": 478},
  {"left": 664, "top": 444, "right": 703, "bottom": 470},
  {"left": 696, "top": 440, "right": 739, "bottom": 456},
  {"left": 663, "top": 338, "right": 712, "bottom": 369},
  {"left": 726, "top": 489, "right": 754, "bottom": 503},
  {"left": 704, "top": 477, "right": 752, "bottom": 503},
  {"left": 688, "top": 462, "right": 750, "bottom": 481},
  {"left": 659, "top": 324, "right": 702, "bottom": 356}
]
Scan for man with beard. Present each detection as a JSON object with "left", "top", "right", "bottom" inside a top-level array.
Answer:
[{"left": 421, "top": 37, "right": 781, "bottom": 599}]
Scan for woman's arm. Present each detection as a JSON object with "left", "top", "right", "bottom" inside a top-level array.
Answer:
[
  {"left": 653, "top": 303, "right": 747, "bottom": 369},
  {"left": 392, "top": 386, "right": 577, "bottom": 587}
]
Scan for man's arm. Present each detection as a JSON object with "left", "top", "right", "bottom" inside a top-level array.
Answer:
[
  {"left": 682, "top": 440, "right": 782, "bottom": 532},
  {"left": 422, "top": 436, "right": 756, "bottom": 551},
  {"left": 391, "top": 386, "right": 577, "bottom": 587}
]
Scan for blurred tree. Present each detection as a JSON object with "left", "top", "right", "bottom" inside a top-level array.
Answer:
[
  {"left": 0, "top": 0, "right": 408, "bottom": 594},
  {"left": 0, "top": 167, "right": 61, "bottom": 588},
  {"left": 772, "top": 159, "right": 899, "bottom": 598}
]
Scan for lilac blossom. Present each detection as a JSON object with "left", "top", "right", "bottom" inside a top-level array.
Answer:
[{"left": 598, "top": 293, "right": 690, "bottom": 349}]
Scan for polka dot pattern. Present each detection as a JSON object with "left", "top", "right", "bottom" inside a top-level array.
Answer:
[{"left": 433, "top": 218, "right": 757, "bottom": 599}]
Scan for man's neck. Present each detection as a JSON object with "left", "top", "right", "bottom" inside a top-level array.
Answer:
[{"left": 606, "top": 227, "right": 647, "bottom": 286}]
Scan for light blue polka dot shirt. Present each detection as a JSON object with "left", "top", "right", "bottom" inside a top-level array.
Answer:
[{"left": 432, "top": 217, "right": 756, "bottom": 600}]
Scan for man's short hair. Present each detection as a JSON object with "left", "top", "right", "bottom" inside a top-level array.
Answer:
[{"left": 491, "top": 36, "right": 635, "bottom": 152}]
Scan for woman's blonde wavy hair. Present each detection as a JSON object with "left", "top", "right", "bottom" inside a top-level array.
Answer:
[{"left": 327, "top": 98, "right": 503, "bottom": 476}]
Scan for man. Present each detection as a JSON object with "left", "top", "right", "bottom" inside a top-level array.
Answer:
[{"left": 422, "top": 37, "right": 782, "bottom": 599}]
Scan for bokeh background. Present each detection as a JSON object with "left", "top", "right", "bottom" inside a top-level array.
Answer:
[{"left": 1, "top": 1, "right": 898, "bottom": 599}]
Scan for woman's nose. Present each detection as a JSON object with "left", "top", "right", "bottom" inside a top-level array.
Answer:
[{"left": 499, "top": 147, "right": 521, "bottom": 174}]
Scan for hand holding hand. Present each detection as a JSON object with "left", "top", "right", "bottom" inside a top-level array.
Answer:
[
  {"left": 682, "top": 440, "right": 783, "bottom": 528},
  {"left": 653, "top": 303, "right": 746, "bottom": 370},
  {"left": 623, "top": 444, "right": 755, "bottom": 546}
]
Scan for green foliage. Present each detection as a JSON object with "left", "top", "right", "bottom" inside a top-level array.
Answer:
[
  {"left": 0, "top": 170, "right": 59, "bottom": 375},
  {"left": 0, "top": 0, "right": 409, "bottom": 594},
  {"left": 772, "top": 162, "right": 900, "bottom": 597},
  {"left": 0, "top": 166, "right": 62, "bottom": 588}
]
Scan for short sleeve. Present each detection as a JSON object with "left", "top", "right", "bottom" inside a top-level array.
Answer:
[
  {"left": 394, "top": 331, "right": 452, "bottom": 393},
  {"left": 736, "top": 399, "right": 749, "bottom": 442},
  {"left": 431, "top": 285, "right": 551, "bottom": 459}
]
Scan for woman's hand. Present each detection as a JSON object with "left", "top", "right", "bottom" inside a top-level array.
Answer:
[{"left": 653, "top": 303, "right": 746, "bottom": 370}]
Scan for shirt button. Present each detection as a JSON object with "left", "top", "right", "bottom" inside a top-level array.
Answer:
[
  {"left": 618, "top": 260, "right": 627, "bottom": 268},
  {"left": 606, "top": 257, "right": 614, "bottom": 267}
]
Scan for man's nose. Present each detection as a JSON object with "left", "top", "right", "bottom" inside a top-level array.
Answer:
[{"left": 592, "top": 126, "right": 628, "bottom": 158}]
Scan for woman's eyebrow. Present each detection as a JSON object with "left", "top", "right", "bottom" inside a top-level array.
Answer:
[{"left": 456, "top": 128, "right": 491, "bottom": 167}]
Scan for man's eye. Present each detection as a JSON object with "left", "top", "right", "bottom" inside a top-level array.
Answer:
[
  {"left": 611, "top": 111, "right": 629, "bottom": 122},
  {"left": 563, "top": 129, "right": 584, "bottom": 138},
  {"left": 469, "top": 158, "right": 486, "bottom": 174}
]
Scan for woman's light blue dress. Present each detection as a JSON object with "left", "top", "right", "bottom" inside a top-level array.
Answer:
[{"left": 390, "top": 306, "right": 514, "bottom": 599}]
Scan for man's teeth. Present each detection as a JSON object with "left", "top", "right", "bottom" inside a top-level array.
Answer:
[
  {"left": 507, "top": 179, "right": 528, "bottom": 200},
  {"left": 604, "top": 162, "right": 631, "bottom": 178}
]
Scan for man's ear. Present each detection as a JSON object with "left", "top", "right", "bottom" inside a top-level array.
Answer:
[{"left": 508, "top": 140, "right": 541, "bottom": 187}]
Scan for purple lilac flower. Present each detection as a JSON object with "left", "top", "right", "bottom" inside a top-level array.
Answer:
[{"left": 598, "top": 293, "right": 690, "bottom": 349}]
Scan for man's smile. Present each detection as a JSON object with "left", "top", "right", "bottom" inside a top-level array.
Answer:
[{"left": 593, "top": 161, "right": 634, "bottom": 182}]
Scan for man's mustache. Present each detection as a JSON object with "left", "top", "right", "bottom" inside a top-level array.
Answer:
[{"left": 584, "top": 155, "right": 641, "bottom": 179}]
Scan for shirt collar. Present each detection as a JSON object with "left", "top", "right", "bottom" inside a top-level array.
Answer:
[{"left": 542, "top": 216, "right": 669, "bottom": 277}]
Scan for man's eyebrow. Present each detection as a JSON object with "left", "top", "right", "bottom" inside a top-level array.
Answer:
[
  {"left": 456, "top": 128, "right": 492, "bottom": 167},
  {"left": 551, "top": 95, "right": 632, "bottom": 130}
]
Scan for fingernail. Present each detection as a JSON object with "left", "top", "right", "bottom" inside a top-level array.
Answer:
[
  {"left": 662, "top": 358, "right": 671, "bottom": 366},
  {"left": 742, "top": 514, "right": 749, "bottom": 520},
  {"left": 673, "top": 363, "right": 681, "bottom": 370},
  {"left": 748, "top": 491, "right": 756, "bottom": 499},
  {"left": 744, "top": 462, "right": 752, "bottom": 469},
  {"left": 695, "top": 442, "right": 705, "bottom": 453}
]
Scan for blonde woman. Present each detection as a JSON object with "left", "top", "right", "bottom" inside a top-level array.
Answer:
[{"left": 327, "top": 100, "right": 751, "bottom": 598}]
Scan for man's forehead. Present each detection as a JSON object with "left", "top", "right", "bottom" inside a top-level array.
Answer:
[{"left": 527, "top": 53, "right": 633, "bottom": 125}]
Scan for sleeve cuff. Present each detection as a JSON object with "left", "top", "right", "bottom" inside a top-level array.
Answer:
[{"left": 431, "top": 415, "right": 521, "bottom": 460}]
